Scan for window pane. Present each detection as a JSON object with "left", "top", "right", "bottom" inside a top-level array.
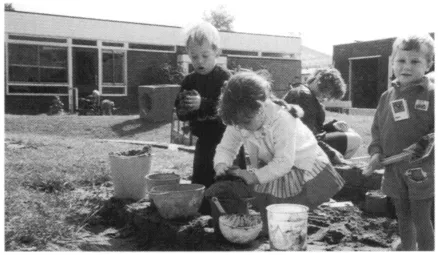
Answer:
[
  {"left": 40, "top": 68, "right": 67, "bottom": 83},
  {"left": 113, "top": 52, "right": 124, "bottom": 83},
  {"left": 39, "top": 46, "right": 67, "bottom": 67},
  {"left": 102, "top": 51, "right": 124, "bottom": 84},
  {"left": 8, "top": 44, "right": 38, "bottom": 65},
  {"left": 8, "top": 66, "right": 39, "bottom": 82},
  {"left": 102, "top": 52, "right": 114, "bottom": 83},
  {"left": 8, "top": 85, "right": 68, "bottom": 94},
  {"left": 102, "top": 86, "right": 124, "bottom": 94}
]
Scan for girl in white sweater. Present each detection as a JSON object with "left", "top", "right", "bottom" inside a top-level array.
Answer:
[{"left": 213, "top": 71, "right": 345, "bottom": 233}]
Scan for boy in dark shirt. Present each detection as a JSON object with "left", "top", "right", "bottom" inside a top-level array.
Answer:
[{"left": 175, "top": 22, "right": 244, "bottom": 214}]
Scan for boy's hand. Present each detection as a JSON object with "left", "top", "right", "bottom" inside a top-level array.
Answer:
[
  {"left": 363, "top": 153, "right": 383, "bottom": 176},
  {"left": 227, "top": 169, "right": 259, "bottom": 185},
  {"left": 184, "top": 90, "right": 201, "bottom": 111},
  {"left": 333, "top": 121, "right": 349, "bottom": 132},
  {"left": 214, "top": 163, "right": 228, "bottom": 176}
]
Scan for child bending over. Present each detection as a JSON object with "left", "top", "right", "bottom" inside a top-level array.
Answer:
[{"left": 210, "top": 71, "right": 345, "bottom": 235}]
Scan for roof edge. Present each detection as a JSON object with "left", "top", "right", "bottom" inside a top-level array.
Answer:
[{"left": 6, "top": 10, "right": 301, "bottom": 39}]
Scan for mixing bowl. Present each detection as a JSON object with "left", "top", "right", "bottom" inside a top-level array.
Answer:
[
  {"left": 211, "top": 197, "right": 263, "bottom": 244},
  {"left": 149, "top": 184, "right": 205, "bottom": 219}
]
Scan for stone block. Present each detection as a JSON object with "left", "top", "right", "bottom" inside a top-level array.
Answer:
[{"left": 138, "top": 85, "right": 181, "bottom": 122}]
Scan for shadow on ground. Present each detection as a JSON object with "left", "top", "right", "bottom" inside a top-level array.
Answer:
[{"left": 111, "top": 118, "right": 169, "bottom": 137}]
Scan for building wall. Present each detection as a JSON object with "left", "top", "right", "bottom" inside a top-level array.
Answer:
[
  {"left": 4, "top": 11, "right": 302, "bottom": 114},
  {"left": 333, "top": 38, "right": 395, "bottom": 104},
  {"left": 5, "top": 96, "right": 67, "bottom": 115},
  {"left": 228, "top": 57, "right": 301, "bottom": 97}
]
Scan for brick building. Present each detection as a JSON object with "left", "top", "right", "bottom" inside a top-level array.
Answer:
[
  {"left": 4, "top": 11, "right": 301, "bottom": 114},
  {"left": 333, "top": 34, "right": 434, "bottom": 108}
]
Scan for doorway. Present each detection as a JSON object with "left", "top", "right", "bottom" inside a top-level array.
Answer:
[
  {"left": 73, "top": 47, "right": 98, "bottom": 98},
  {"left": 350, "top": 57, "right": 379, "bottom": 108}
]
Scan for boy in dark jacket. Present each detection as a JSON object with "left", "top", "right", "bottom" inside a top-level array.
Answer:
[{"left": 175, "top": 22, "right": 245, "bottom": 214}]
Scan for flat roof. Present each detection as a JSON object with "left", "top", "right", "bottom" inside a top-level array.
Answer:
[{"left": 5, "top": 10, "right": 300, "bottom": 40}]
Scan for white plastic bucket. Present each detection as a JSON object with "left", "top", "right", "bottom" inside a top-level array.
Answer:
[
  {"left": 109, "top": 153, "right": 152, "bottom": 200},
  {"left": 266, "top": 204, "right": 309, "bottom": 251}
]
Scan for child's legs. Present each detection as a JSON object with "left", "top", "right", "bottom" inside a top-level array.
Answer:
[
  {"left": 392, "top": 198, "right": 417, "bottom": 251},
  {"left": 343, "top": 129, "right": 362, "bottom": 159},
  {"left": 192, "top": 138, "right": 220, "bottom": 214},
  {"left": 410, "top": 198, "right": 434, "bottom": 251},
  {"left": 192, "top": 138, "right": 217, "bottom": 188},
  {"left": 323, "top": 132, "right": 347, "bottom": 156},
  {"left": 324, "top": 129, "right": 362, "bottom": 159}
]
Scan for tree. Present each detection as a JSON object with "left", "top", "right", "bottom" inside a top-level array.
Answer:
[
  {"left": 5, "top": 3, "right": 15, "bottom": 11},
  {"left": 202, "top": 5, "right": 235, "bottom": 31}
]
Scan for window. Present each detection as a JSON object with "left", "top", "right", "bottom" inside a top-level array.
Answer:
[
  {"left": 102, "top": 50, "right": 124, "bottom": 85},
  {"left": 102, "top": 50, "right": 126, "bottom": 95},
  {"left": 8, "top": 44, "right": 68, "bottom": 83}
]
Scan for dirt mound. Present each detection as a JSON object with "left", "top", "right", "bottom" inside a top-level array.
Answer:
[{"left": 77, "top": 196, "right": 398, "bottom": 251}]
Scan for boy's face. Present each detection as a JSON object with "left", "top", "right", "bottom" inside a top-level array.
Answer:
[
  {"left": 392, "top": 46, "right": 432, "bottom": 85},
  {"left": 187, "top": 40, "right": 217, "bottom": 75}
]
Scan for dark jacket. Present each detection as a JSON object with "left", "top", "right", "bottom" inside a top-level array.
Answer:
[
  {"left": 282, "top": 84, "right": 337, "bottom": 135},
  {"left": 175, "top": 65, "right": 231, "bottom": 138}
]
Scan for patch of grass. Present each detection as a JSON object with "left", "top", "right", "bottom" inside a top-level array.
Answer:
[{"left": 4, "top": 115, "right": 194, "bottom": 250}]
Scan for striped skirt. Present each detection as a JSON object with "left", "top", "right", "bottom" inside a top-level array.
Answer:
[{"left": 253, "top": 150, "right": 345, "bottom": 199}]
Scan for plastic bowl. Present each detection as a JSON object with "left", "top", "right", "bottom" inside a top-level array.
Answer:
[
  {"left": 219, "top": 214, "right": 263, "bottom": 244},
  {"left": 145, "top": 173, "right": 180, "bottom": 192},
  {"left": 149, "top": 184, "right": 205, "bottom": 219}
]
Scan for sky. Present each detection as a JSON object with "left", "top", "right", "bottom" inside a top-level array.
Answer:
[{"left": 3, "top": 0, "right": 437, "bottom": 55}]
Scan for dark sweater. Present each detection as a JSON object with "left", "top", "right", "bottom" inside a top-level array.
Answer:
[
  {"left": 283, "top": 84, "right": 336, "bottom": 135},
  {"left": 175, "top": 65, "right": 231, "bottom": 138}
]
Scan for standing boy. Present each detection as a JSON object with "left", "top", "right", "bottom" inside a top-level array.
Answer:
[
  {"left": 174, "top": 22, "right": 244, "bottom": 214},
  {"left": 363, "top": 34, "right": 434, "bottom": 251}
]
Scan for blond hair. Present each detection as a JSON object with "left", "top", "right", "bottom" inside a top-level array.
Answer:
[
  {"left": 391, "top": 34, "right": 435, "bottom": 64},
  {"left": 184, "top": 22, "right": 220, "bottom": 53}
]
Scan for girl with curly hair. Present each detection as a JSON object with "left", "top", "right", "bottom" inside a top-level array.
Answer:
[
  {"left": 283, "top": 67, "right": 362, "bottom": 160},
  {"left": 209, "top": 71, "right": 345, "bottom": 236}
]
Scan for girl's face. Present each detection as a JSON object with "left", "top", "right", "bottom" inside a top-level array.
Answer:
[
  {"left": 187, "top": 40, "right": 217, "bottom": 75},
  {"left": 392, "top": 46, "right": 432, "bottom": 86},
  {"left": 235, "top": 103, "right": 266, "bottom": 132}
]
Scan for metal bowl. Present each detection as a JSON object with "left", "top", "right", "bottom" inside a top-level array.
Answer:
[
  {"left": 219, "top": 213, "right": 263, "bottom": 244},
  {"left": 149, "top": 184, "right": 205, "bottom": 220}
]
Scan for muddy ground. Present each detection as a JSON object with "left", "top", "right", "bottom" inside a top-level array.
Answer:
[{"left": 50, "top": 183, "right": 400, "bottom": 252}]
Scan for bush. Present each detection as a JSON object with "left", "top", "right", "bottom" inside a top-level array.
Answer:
[{"left": 142, "top": 63, "right": 185, "bottom": 85}]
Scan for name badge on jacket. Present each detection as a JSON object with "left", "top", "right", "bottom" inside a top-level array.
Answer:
[
  {"left": 414, "top": 100, "right": 429, "bottom": 111},
  {"left": 390, "top": 99, "right": 410, "bottom": 121}
]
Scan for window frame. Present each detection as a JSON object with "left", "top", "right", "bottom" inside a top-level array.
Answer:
[
  {"left": 6, "top": 34, "right": 69, "bottom": 96},
  {"left": 100, "top": 45, "right": 128, "bottom": 96}
]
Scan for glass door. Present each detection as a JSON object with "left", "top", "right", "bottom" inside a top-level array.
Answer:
[{"left": 73, "top": 47, "right": 98, "bottom": 98}]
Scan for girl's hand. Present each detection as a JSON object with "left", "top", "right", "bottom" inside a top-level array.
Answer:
[
  {"left": 227, "top": 169, "right": 259, "bottom": 185},
  {"left": 363, "top": 153, "right": 383, "bottom": 176},
  {"left": 214, "top": 163, "right": 228, "bottom": 176},
  {"left": 333, "top": 121, "right": 349, "bottom": 132},
  {"left": 184, "top": 94, "right": 201, "bottom": 111}
]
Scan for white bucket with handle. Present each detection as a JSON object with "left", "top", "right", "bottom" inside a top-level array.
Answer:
[
  {"left": 266, "top": 204, "right": 309, "bottom": 251},
  {"left": 109, "top": 147, "right": 152, "bottom": 200}
]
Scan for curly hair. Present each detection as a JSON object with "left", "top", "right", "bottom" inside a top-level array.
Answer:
[
  {"left": 306, "top": 68, "right": 346, "bottom": 100},
  {"left": 218, "top": 72, "right": 270, "bottom": 126}
]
